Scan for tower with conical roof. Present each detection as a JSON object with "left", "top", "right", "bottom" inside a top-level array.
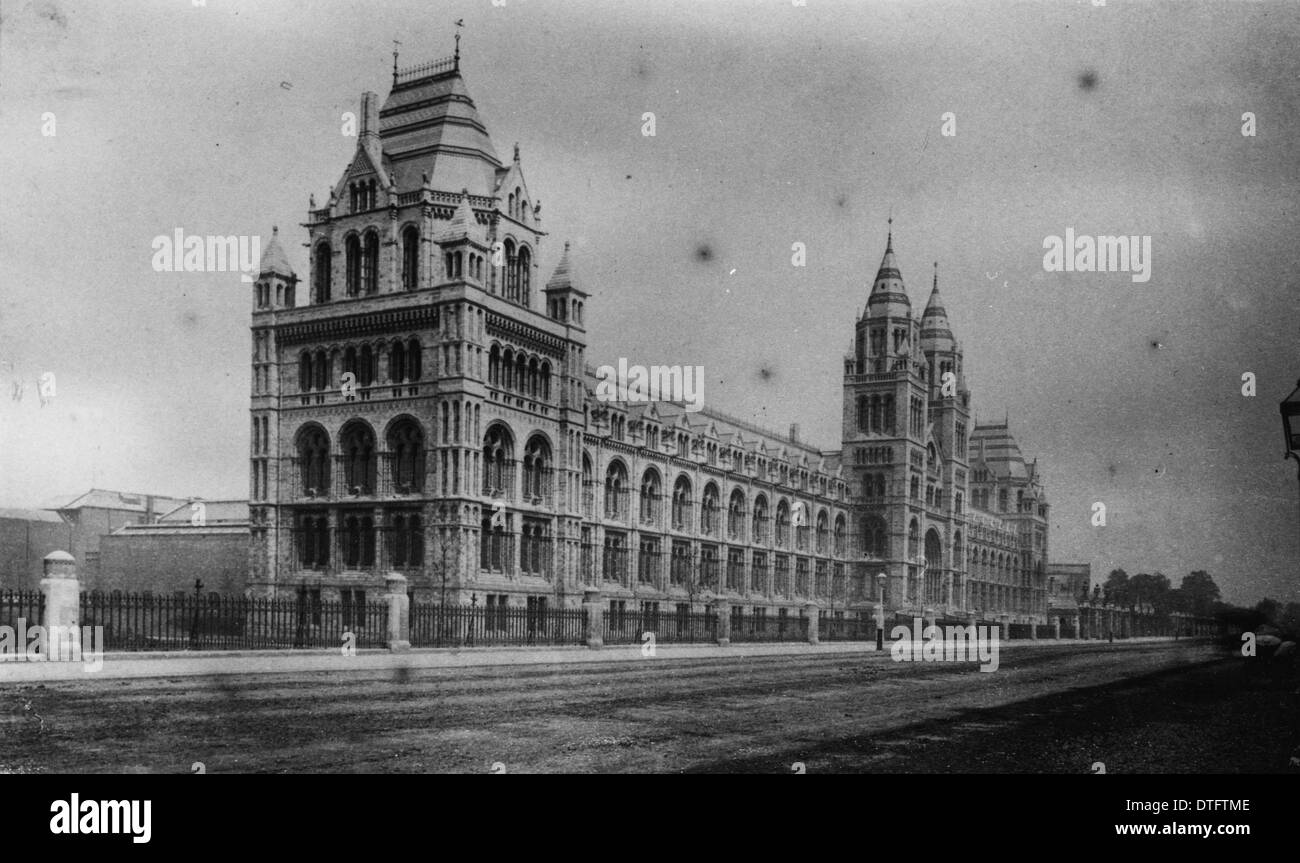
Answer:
[
  {"left": 842, "top": 225, "right": 932, "bottom": 612},
  {"left": 248, "top": 226, "right": 296, "bottom": 584}
]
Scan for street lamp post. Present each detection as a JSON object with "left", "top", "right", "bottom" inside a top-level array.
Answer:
[
  {"left": 875, "top": 571, "right": 887, "bottom": 650},
  {"left": 1280, "top": 379, "right": 1300, "bottom": 544}
]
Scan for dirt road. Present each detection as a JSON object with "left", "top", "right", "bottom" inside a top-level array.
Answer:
[{"left": 1, "top": 641, "right": 1292, "bottom": 773}]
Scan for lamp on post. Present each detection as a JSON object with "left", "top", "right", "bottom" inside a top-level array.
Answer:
[
  {"left": 1280, "top": 379, "right": 1300, "bottom": 541},
  {"left": 875, "top": 571, "right": 887, "bottom": 650}
]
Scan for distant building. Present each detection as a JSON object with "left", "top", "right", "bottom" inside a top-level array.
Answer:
[
  {"left": 0, "top": 508, "right": 69, "bottom": 590},
  {"left": 40, "top": 490, "right": 188, "bottom": 580},
  {"left": 99, "top": 500, "right": 249, "bottom": 595},
  {"left": 1046, "top": 562, "right": 1091, "bottom": 622},
  {"left": 0, "top": 490, "right": 188, "bottom": 589}
]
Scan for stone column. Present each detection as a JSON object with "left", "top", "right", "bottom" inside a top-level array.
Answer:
[
  {"left": 385, "top": 572, "right": 411, "bottom": 651},
  {"left": 711, "top": 597, "right": 730, "bottom": 647},
  {"left": 1054, "top": 618, "right": 1061, "bottom": 640},
  {"left": 582, "top": 589, "right": 604, "bottom": 649},
  {"left": 804, "top": 601, "right": 820, "bottom": 645},
  {"left": 40, "top": 551, "right": 80, "bottom": 660}
]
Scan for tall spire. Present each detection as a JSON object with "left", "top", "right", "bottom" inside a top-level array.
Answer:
[
  {"left": 866, "top": 221, "right": 910, "bottom": 317},
  {"left": 921, "top": 260, "right": 954, "bottom": 351}
]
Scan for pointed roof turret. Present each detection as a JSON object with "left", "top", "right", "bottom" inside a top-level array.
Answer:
[
  {"left": 438, "top": 189, "right": 482, "bottom": 244},
  {"left": 865, "top": 221, "right": 911, "bottom": 318},
  {"left": 920, "top": 261, "right": 955, "bottom": 351},
  {"left": 545, "top": 241, "right": 588, "bottom": 296},
  {"left": 258, "top": 226, "right": 295, "bottom": 278}
]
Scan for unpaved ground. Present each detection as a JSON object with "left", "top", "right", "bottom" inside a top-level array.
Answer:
[{"left": 0, "top": 641, "right": 1293, "bottom": 773}]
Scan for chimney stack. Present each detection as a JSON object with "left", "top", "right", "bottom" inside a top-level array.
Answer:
[{"left": 360, "top": 92, "right": 379, "bottom": 141}]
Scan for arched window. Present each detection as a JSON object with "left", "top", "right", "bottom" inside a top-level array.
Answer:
[
  {"left": 908, "top": 518, "right": 919, "bottom": 558},
  {"left": 522, "top": 435, "right": 550, "bottom": 502},
  {"left": 700, "top": 483, "right": 720, "bottom": 536},
  {"left": 528, "top": 356, "right": 540, "bottom": 399},
  {"left": 953, "top": 531, "right": 964, "bottom": 571},
  {"left": 345, "top": 235, "right": 361, "bottom": 296},
  {"left": 407, "top": 339, "right": 422, "bottom": 381},
  {"left": 726, "top": 489, "right": 746, "bottom": 540},
  {"left": 489, "top": 345, "right": 501, "bottom": 386},
  {"left": 925, "top": 529, "right": 941, "bottom": 571},
  {"left": 671, "top": 476, "right": 692, "bottom": 531},
  {"left": 482, "top": 424, "right": 514, "bottom": 498},
  {"left": 502, "top": 348, "right": 514, "bottom": 389},
  {"left": 503, "top": 239, "right": 517, "bottom": 300},
  {"left": 604, "top": 460, "right": 628, "bottom": 520},
  {"left": 296, "top": 425, "right": 330, "bottom": 495},
  {"left": 314, "top": 242, "right": 332, "bottom": 303},
  {"left": 834, "top": 515, "right": 846, "bottom": 556},
  {"left": 362, "top": 231, "right": 379, "bottom": 294},
  {"left": 540, "top": 361, "right": 551, "bottom": 401},
  {"left": 515, "top": 352, "right": 527, "bottom": 393},
  {"left": 517, "top": 245, "right": 531, "bottom": 305},
  {"left": 752, "top": 494, "right": 769, "bottom": 542},
  {"left": 863, "top": 519, "right": 883, "bottom": 558},
  {"left": 390, "top": 341, "right": 406, "bottom": 383},
  {"left": 815, "top": 510, "right": 829, "bottom": 554},
  {"left": 401, "top": 226, "right": 419, "bottom": 290},
  {"left": 582, "top": 452, "right": 594, "bottom": 516},
  {"left": 640, "top": 469, "right": 661, "bottom": 524},
  {"left": 386, "top": 418, "right": 425, "bottom": 493},
  {"left": 775, "top": 500, "right": 791, "bottom": 547},
  {"left": 358, "top": 345, "right": 374, "bottom": 386},
  {"left": 313, "top": 350, "right": 329, "bottom": 390},
  {"left": 299, "top": 352, "right": 312, "bottom": 391},
  {"left": 340, "top": 421, "right": 376, "bottom": 495}
]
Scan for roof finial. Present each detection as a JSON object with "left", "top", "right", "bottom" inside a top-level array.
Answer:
[
  {"left": 933, "top": 261, "right": 938, "bottom": 290},
  {"left": 454, "top": 29, "right": 461, "bottom": 71},
  {"left": 514, "top": 142, "right": 520, "bottom": 163},
  {"left": 886, "top": 211, "right": 894, "bottom": 252},
  {"left": 392, "top": 39, "right": 401, "bottom": 84}
]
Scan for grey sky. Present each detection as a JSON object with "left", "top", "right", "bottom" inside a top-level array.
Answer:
[{"left": 1, "top": 0, "right": 1297, "bottom": 603}]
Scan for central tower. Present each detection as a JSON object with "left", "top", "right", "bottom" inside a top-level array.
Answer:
[{"left": 841, "top": 228, "right": 970, "bottom": 617}]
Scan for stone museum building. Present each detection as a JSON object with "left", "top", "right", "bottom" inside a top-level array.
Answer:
[{"left": 247, "top": 46, "right": 1051, "bottom": 625}]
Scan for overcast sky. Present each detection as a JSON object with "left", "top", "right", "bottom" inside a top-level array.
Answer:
[{"left": 1, "top": 0, "right": 1297, "bottom": 604}]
